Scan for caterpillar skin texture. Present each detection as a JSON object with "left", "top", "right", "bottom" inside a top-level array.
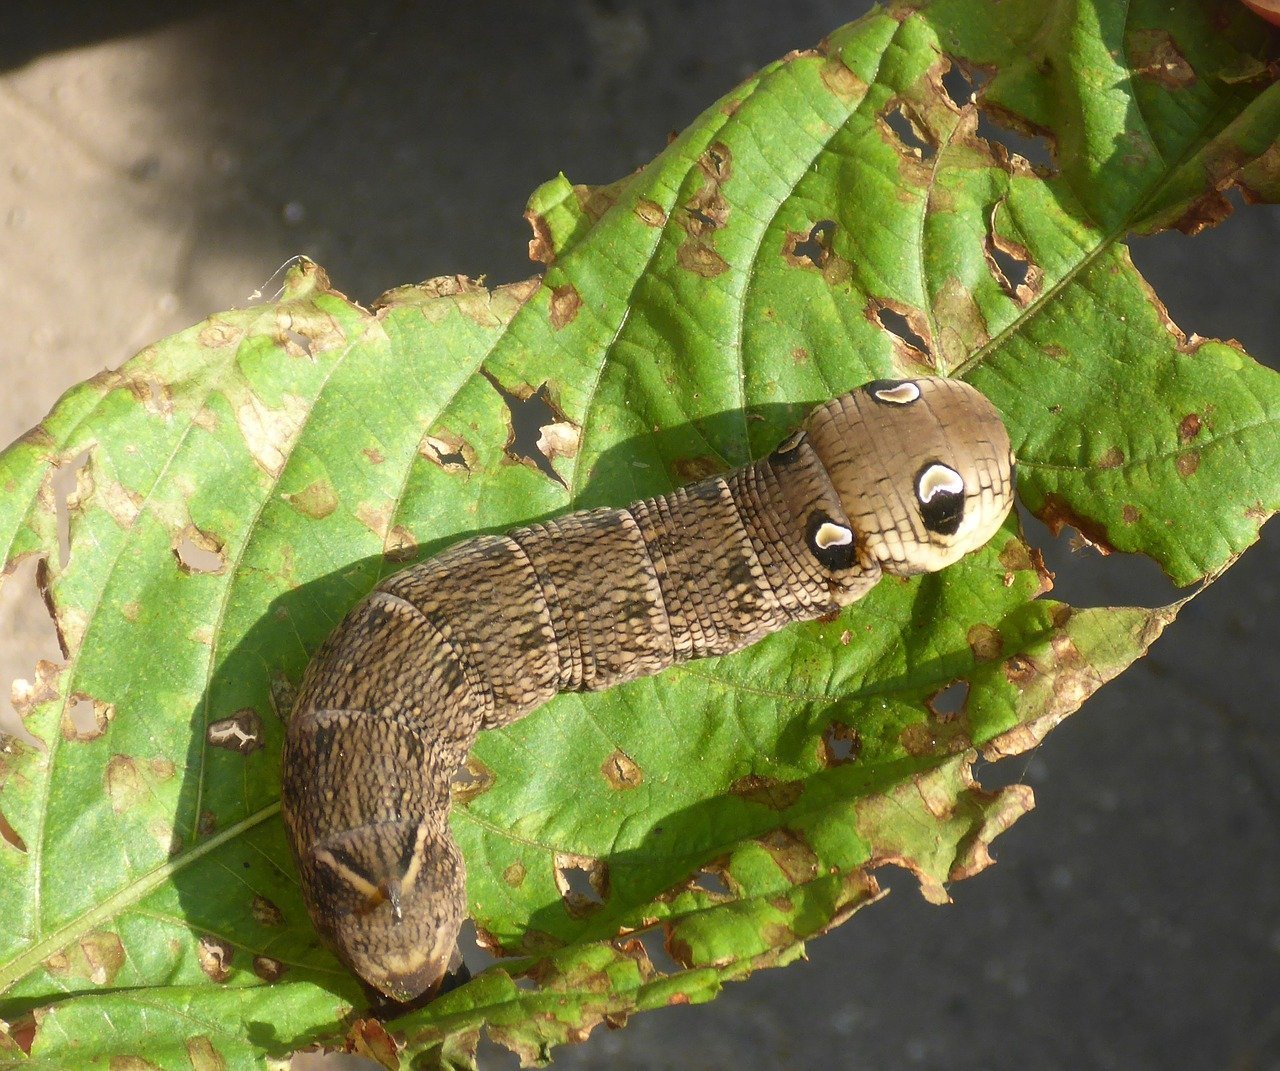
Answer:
[{"left": 281, "top": 375, "right": 1015, "bottom": 1002}]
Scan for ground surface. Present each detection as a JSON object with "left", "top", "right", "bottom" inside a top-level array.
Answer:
[{"left": 1, "top": 3, "right": 1278, "bottom": 1069}]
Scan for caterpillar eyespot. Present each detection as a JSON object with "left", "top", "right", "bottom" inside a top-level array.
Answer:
[{"left": 281, "top": 375, "right": 1015, "bottom": 1002}]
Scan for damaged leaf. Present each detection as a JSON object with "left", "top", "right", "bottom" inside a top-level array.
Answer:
[{"left": 0, "top": 3, "right": 1278, "bottom": 1070}]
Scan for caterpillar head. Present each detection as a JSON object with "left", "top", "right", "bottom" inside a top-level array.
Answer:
[
  {"left": 804, "top": 376, "right": 1015, "bottom": 575},
  {"left": 307, "top": 817, "right": 464, "bottom": 1003}
]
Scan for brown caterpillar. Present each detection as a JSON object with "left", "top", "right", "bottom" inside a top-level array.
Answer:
[{"left": 281, "top": 375, "right": 1015, "bottom": 1002}]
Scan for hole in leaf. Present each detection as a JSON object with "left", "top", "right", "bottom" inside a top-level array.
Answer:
[
  {"left": 455, "top": 919, "right": 499, "bottom": 978},
  {"left": 283, "top": 326, "right": 313, "bottom": 356},
  {"left": 480, "top": 370, "right": 573, "bottom": 488},
  {"left": 51, "top": 450, "right": 90, "bottom": 569},
  {"left": 1015, "top": 502, "right": 1180, "bottom": 610},
  {"left": 450, "top": 757, "right": 495, "bottom": 805},
  {"left": 63, "top": 693, "right": 113, "bottom": 742},
  {"left": 940, "top": 58, "right": 977, "bottom": 108},
  {"left": 975, "top": 107, "right": 1056, "bottom": 172},
  {"left": 793, "top": 219, "right": 836, "bottom": 268},
  {"left": 927, "top": 680, "right": 970, "bottom": 719},
  {"left": 871, "top": 302, "right": 931, "bottom": 360},
  {"left": 553, "top": 853, "right": 609, "bottom": 917},
  {"left": 820, "top": 721, "right": 861, "bottom": 766},
  {"left": 882, "top": 102, "right": 934, "bottom": 158},
  {"left": 984, "top": 206, "right": 1042, "bottom": 305},
  {"left": 0, "top": 556, "right": 63, "bottom": 745},
  {"left": 988, "top": 238, "right": 1029, "bottom": 293},
  {"left": 422, "top": 434, "right": 472, "bottom": 474},
  {"left": 207, "top": 709, "right": 264, "bottom": 755},
  {"left": 173, "top": 526, "right": 226, "bottom": 574},
  {"left": 631, "top": 925, "right": 684, "bottom": 975},
  {"left": 690, "top": 861, "right": 734, "bottom": 899},
  {"left": 474, "top": 1031, "right": 521, "bottom": 1071}
]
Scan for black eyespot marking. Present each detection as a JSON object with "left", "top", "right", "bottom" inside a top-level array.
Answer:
[
  {"left": 916, "top": 461, "right": 965, "bottom": 535},
  {"left": 806, "top": 512, "right": 857, "bottom": 571},
  {"left": 770, "top": 428, "right": 807, "bottom": 465},
  {"left": 865, "top": 378, "right": 921, "bottom": 406}
]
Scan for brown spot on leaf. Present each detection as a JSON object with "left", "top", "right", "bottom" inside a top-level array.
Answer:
[
  {"left": 949, "top": 783, "right": 1036, "bottom": 882},
  {"left": 1036, "top": 494, "right": 1117, "bottom": 555},
  {"left": 44, "top": 931, "right": 125, "bottom": 986},
  {"left": 283, "top": 478, "right": 338, "bottom": 520},
  {"left": 967, "top": 623, "right": 1003, "bottom": 662},
  {"left": 536, "top": 420, "right": 581, "bottom": 465},
  {"left": 384, "top": 525, "right": 419, "bottom": 564},
  {"left": 1097, "top": 446, "right": 1125, "bottom": 470},
  {"left": 105, "top": 755, "right": 147, "bottom": 814},
  {"left": 682, "top": 184, "right": 729, "bottom": 236},
  {"left": 185, "top": 1037, "right": 227, "bottom": 1071},
  {"left": 819, "top": 721, "right": 861, "bottom": 767},
  {"left": 450, "top": 756, "right": 494, "bottom": 805},
  {"left": 1179, "top": 413, "right": 1203, "bottom": 442},
  {"left": 677, "top": 239, "right": 729, "bottom": 278},
  {"left": 549, "top": 284, "right": 582, "bottom": 329},
  {"left": 1172, "top": 190, "right": 1234, "bottom": 235},
  {"left": 601, "top": 748, "right": 644, "bottom": 789},
  {"left": 820, "top": 55, "right": 866, "bottom": 99},
  {"left": 1129, "top": 28, "right": 1196, "bottom": 89},
  {"left": 554, "top": 853, "right": 609, "bottom": 917},
  {"left": 252, "top": 894, "right": 284, "bottom": 928},
  {"left": 634, "top": 198, "right": 667, "bottom": 227},
  {"left": 526, "top": 211, "right": 555, "bottom": 264},
  {"left": 207, "top": 709, "right": 263, "bottom": 755},
  {"left": 1003, "top": 655, "right": 1038, "bottom": 686},
  {"left": 697, "top": 141, "right": 732, "bottom": 183},
  {"left": 362, "top": 446, "right": 385, "bottom": 465},
  {"left": 198, "top": 809, "right": 216, "bottom": 835},
  {"left": 730, "top": 774, "right": 803, "bottom": 811},
  {"left": 197, "top": 935, "right": 234, "bottom": 983},
  {"left": 1176, "top": 451, "right": 1200, "bottom": 477},
  {"left": 756, "top": 828, "right": 818, "bottom": 884},
  {"left": 1122, "top": 504, "right": 1141, "bottom": 525},
  {"left": 356, "top": 502, "right": 394, "bottom": 540},
  {"left": 198, "top": 320, "right": 242, "bottom": 348},
  {"left": 503, "top": 861, "right": 527, "bottom": 888},
  {"left": 899, "top": 722, "right": 935, "bottom": 756},
  {"left": 109, "top": 1058, "right": 163, "bottom": 1071},
  {"left": 671, "top": 455, "right": 720, "bottom": 483},
  {"left": 252, "top": 955, "right": 285, "bottom": 984},
  {"left": 345, "top": 1018, "right": 400, "bottom": 1070}
]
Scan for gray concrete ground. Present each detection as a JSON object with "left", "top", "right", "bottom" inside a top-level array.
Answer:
[{"left": 1, "top": 3, "right": 1278, "bottom": 1068}]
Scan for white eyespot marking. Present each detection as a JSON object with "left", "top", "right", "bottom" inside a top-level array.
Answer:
[
  {"left": 873, "top": 381, "right": 921, "bottom": 405},
  {"left": 917, "top": 463, "right": 964, "bottom": 503},
  {"left": 813, "top": 521, "right": 854, "bottom": 549}
]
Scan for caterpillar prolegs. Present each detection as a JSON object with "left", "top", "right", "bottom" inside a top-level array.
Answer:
[{"left": 281, "top": 375, "right": 1016, "bottom": 1001}]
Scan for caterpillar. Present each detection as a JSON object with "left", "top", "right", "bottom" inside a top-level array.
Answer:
[{"left": 281, "top": 375, "right": 1015, "bottom": 1002}]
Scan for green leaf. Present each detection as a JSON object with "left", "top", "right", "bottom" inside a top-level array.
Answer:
[{"left": 1, "top": 2, "right": 1278, "bottom": 1068}]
